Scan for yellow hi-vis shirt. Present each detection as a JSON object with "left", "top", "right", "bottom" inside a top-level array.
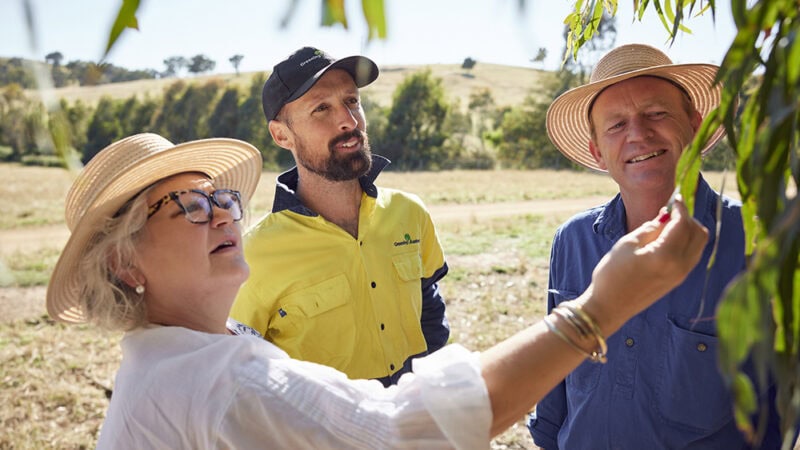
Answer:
[{"left": 231, "top": 174, "right": 447, "bottom": 380}]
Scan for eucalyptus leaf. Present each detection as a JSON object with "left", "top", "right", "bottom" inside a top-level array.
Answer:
[{"left": 104, "top": 0, "right": 140, "bottom": 58}]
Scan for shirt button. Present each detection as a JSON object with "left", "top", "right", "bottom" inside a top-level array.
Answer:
[
  {"left": 359, "top": 241, "right": 363, "bottom": 246},
  {"left": 380, "top": 323, "right": 385, "bottom": 330},
  {"left": 371, "top": 281, "right": 377, "bottom": 288},
  {"left": 625, "top": 337, "right": 634, "bottom": 347},
  {"left": 390, "top": 364, "right": 395, "bottom": 371},
  {"left": 697, "top": 343, "right": 708, "bottom": 352}
]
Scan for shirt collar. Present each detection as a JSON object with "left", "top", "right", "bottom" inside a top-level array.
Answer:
[
  {"left": 271, "top": 154, "right": 391, "bottom": 215},
  {"left": 592, "top": 194, "right": 627, "bottom": 239}
]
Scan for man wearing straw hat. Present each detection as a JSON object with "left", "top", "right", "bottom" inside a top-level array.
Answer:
[
  {"left": 230, "top": 47, "right": 450, "bottom": 386},
  {"left": 527, "top": 44, "right": 783, "bottom": 449}
]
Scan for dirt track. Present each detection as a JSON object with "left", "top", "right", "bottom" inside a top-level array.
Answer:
[{"left": 0, "top": 195, "right": 609, "bottom": 324}]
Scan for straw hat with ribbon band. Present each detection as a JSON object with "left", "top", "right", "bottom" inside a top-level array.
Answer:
[
  {"left": 546, "top": 43, "right": 724, "bottom": 172},
  {"left": 46, "top": 133, "right": 263, "bottom": 324}
]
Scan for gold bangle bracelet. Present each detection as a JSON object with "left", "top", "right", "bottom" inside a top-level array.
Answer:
[
  {"left": 552, "top": 307, "right": 592, "bottom": 338},
  {"left": 543, "top": 315, "right": 607, "bottom": 363},
  {"left": 559, "top": 304, "right": 608, "bottom": 361},
  {"left": 554, "top": 303, "right": 608, "bottom": 362}
]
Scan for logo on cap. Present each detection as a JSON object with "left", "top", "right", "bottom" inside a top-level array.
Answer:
[{"left": 300, "top": 49, "right": 324, "bottom": 67}]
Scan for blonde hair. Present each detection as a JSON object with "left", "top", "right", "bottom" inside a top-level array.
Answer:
[{"left": 78, "top": 185, "right": 154, "bottom": 331}]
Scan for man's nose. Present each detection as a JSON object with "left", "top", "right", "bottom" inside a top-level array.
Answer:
[
  {"left": 626, "top": 116, "right": 653, "bottom": 142},
  {"left": 335, "top": 104, "right": 359, "bottom": 131}
]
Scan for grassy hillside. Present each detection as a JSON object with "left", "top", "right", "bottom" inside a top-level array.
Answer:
[{"left": 30, "top": 63, "right": 553, "bottom": 109}]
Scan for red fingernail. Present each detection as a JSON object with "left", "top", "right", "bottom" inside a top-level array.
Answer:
[{"left": 658, "top": 212, "right": 671, "bottom": 223}]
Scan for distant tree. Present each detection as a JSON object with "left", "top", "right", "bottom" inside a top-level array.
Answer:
[
  {"left": 439, "top": 98, "right": 474, "bottom": 169},
  {"left": 65, "top": 60, "right": 88, "bottom": 85},
  {"left": 83, "top": 97, "right": 122, "bottom": 163},
  {"left": 116, "top": 96, "right": 158, "bottom": 136},
  {"left": 21, "top": 101, "right": 47, "bottom": 155},
  {"left": 461, "top": 57, "right": 476, "bottom": 70},
  {"left": 44, "top": 51, "right": 63, "bottom": 67},
  {"left": 531, "top": 47, "right": 547, "bottom": 67},
  {"left": 45, "top": 51, "right": 68, "bottom": 87},
  {"left": 360, "top": 94, "right": 388, "bottom": 152},
  {"left": 380, "top": 70, "right": 449, "bottom": 170},
  {"left": 115, "top": 98, "right": 140, "bottom": 132},
  {"left": 104, "top": 64, "right": 157, "bottom": 83},
  {"left": 131, "top": 97, "right": 159, "bottom": 134},
  {"left": 85, "top": 62, "right": 109, "bottom": 86},
  {"left": 467, "top": 88, "right": 498, "bottom": 135},
  {"left": 163, "top": 81, "right": 221, "bottom": 141},
  {"left": 60, "top": 98, "right": 91, "bottom": 154},
  {"left": 0, "top": 58, "right": 35, "bottom": 88},
  {"left": 489, "top": 86, "right": 568, "bottom": 169},
  {"left": 234, "top": 73, "right": 284, "bottom": 169},
  {"left": 0, "top": 82, "right": 25, "bottom": 103},
  {"left": 488, "top": 16, "right": 615, "bottom": 170},
  {"left": 209, "top": 88, "right": 240, "bottom": 137},
  {"left": 0, "top": 84, "right": 31, "bottom": 160},
  {"left": 59, "top": 60, "right": 154, "bottom": 86},
  {"left": 229, "top": 54, "right": 244, "bottom": 76},
  {"left": 187, "top": 54, "right": 216, "bottom": 76},
  {"left": 162, "top": 56, "right": 188, "bottom": 77},
  {"left": 151, "top": 80, "right": 188, "bottom": 138}
]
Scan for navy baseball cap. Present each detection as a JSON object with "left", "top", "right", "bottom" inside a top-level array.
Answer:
[{"left": 261, "top": 47, "right": 379, "bottom": 121}]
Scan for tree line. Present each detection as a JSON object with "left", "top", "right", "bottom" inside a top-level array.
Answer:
[
  {"left": 0, "top": 52, "right": 243, "bottom": 89},
  {"left": 0, "top": 66, "right": 736, "bottom": 172}
]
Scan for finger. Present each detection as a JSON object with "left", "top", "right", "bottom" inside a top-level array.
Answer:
[{"left": 619, "top": 206, "right": 670, "bottom": 249}]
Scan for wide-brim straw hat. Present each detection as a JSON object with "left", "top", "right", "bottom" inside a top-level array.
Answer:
[
  {"left": 46, "top": 133, "right": 263, "bottom": 323},
  {"left": 546, "top": 43, "right": 723, "bottom": 172}
]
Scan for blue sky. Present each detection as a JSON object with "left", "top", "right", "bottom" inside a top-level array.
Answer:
[{"left": 1, "top": 0, "right": 737, "bottom": 75}]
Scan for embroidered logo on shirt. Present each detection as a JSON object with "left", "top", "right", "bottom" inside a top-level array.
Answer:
[{"left": 393, "top": 233, "right": 420, "bottom": 247}]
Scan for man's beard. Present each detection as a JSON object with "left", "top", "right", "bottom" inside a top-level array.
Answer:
[{"left": 296, "top": 129, "right": 372, "bottom": 181}]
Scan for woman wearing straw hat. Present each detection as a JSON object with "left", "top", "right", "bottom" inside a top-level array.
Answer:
[
  {"left": 47, "top": 132, "right": 707, "bottom": 449},
  {"left": 528, "top": 44, "right": 783, "bottom": 449}
]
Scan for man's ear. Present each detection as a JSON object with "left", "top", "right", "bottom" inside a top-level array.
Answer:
[
  {"left": 268, "top": 120, "right": 293, "bottom": 150},
  {"left": 589, "top": 140, "right": 608, "bottom": 170},
  {"left": 690, "top": 109, "right": 703, "bottom": 134}
]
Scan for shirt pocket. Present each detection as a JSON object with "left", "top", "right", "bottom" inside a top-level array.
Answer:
[
  {"left": 553, "top": 289, "right": 603, "bottom": 393},
  {"left": 392, "top": 252, "right": 423, "bottom": 281},
  {"left": 392, "top": 251, "right": 424, "bottom": 314},
  {"left": 656, "top": 317, "right": 732, "bottom": 431},
  {"left": 267, "top": 274, "right": 356, "bottom": 370}
]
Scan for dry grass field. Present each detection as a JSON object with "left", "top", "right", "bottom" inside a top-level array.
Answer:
[
  {"left": 0, "top": 163, "right": 749, "bottom": 449},
  {"left": 31, "top": 63, "right": 552, "bottom": 109}
]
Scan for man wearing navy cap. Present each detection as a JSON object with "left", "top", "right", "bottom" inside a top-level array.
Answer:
[{"left": 231, "top": 47, "right": 450, "bottom": 386}]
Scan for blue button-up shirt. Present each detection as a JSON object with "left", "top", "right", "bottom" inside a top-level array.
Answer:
[{"left": 528, "top": 176, "right": 783, "bottom": 449}]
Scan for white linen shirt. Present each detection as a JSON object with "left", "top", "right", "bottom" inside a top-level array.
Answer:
[{"left": 96, "top": 325, "right": 491, "bottom": 449}]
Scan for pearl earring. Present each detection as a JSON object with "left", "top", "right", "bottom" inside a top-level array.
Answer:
[{"left": 135, "top": 285, "right": 145, "bottom": 295}]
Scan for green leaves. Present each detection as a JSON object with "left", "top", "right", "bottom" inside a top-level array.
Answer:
[
  {"left": 104, "top": 0, "right": 389, "bottom": 59},
  {"left": 104, "top": 0, "right": 140, "bottom": 58},
  {"left": 361, "top": 0, "right": 387, "bottom": 39},
  {"left": 565, "top": 0, "right": 704, "bottom": 64},
  {"left": 563, "top": 0, "right": 617, "bottom": 64},
  {"left": 321, "top": 0, "right": 386, "bottom": 39},
  {"left": 712, "top": 0, "right": 800, "bottom": 445},
  {"left": 322, "top": 0, "right": 348, "bottom": 28}
]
